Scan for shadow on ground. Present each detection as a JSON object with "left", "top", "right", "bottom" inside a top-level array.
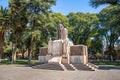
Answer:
[{"left": 99, "top": 66, "right": 120, "bottom": 70}]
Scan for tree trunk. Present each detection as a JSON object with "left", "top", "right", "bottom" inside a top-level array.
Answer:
[
  {"left": 0, "top": 31, "right": 4, "bottom": 59},
  {"left": 13, "top": 48, "right": 17, "bottom": 62},
  {"left": 22, "top": 49, "right": 25, "bottom": 59},
  {"left": 28, "top": 34, "right": 34, "bottom": 63},
  {"left": 13, "top": 38, "right": 18, "bottom": 62},
  {"left": 28, "top": 48, "right": 32, "bottom": 63},
  {"left": 22, "top": 45, "right": 27, "bottom": 59}
]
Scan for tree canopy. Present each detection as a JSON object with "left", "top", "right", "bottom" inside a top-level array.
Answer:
[{"left": 0, "top": 0, "right": 120, "bottom": 61}]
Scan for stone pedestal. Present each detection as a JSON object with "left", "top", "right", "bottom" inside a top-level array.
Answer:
[
  {"left": 48, "top": 56, "right": 61, "bottom": 63},
  {"left": 46, "top": 54, "right": 52, "bottom": 62},
  {"left": 70, "top": 45, "right": 88, "bottom": 64},
  {"left": 48, "top": 40, "right": 53, "bottom": 54},
  {"left": 38, "top": 56, "right": 46, "bottom": 63},
  {"left": 52, "top": 40, "right": 63, "bottom": 56}
]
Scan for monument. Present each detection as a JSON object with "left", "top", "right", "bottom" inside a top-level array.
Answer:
[{"left": 38, "top": 23, "right": 88, "bottom": 64}]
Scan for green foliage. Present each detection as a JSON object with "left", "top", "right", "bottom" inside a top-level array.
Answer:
[
  {"left": 49, "top": 13, "right": 69, "bottom": 40},
  {"left": 51, "top": 13, "right": 69, "bottom": 28},
  {"left": 3, "top": 44, "right": 12, "bottom": 58},
  {"left": 0, "top": 59, "right": 39, "bottom": 65},
  {"left": 89, "top": 0, "right": 119, "bottom": 8},
  {"left": 90, "top": 0, "right": 120, "bottom": 60},
  {"left": 67, "top": 12, "right": 103, "bottom": 54},
  {"left": 98, "top": 5, "right": 120, "bottom": 52},
  {"left": 67, "top": 12, "right": 99, "bottom": 44},
  {"left": 1, "top": 0, "right": 119, "bottom": 62},
  {"left": 0, "top": 6, "right": 8, "bottom": 30}
]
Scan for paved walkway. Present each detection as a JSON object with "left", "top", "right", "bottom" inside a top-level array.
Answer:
[{"left": 0, "top": 65, "right": 120, "bottom": 80}]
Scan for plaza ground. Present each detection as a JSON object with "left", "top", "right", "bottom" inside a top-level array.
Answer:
[{"left": 0, "top": 65, "right": 120, "bottom": 80}]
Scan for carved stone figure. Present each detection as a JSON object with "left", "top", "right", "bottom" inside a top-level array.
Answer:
[
  {"left": 57, "top": 23, "right": 64, "bottom": 39},
  {"left": 62, "top": 28, "right": 68, "bottom": 40}
]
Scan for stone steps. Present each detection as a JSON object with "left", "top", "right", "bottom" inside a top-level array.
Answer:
[
  {"left": 32, "top": 63, "right": 64, "bottom": 71},
  {"left": 32, "top": 63, "right": 95, "bottom": 71},
  {"left": 87, "top": 63, "right": 99, "bottom": 69},
  {"left": 62, "top": 63, "right": 74, "bottom": 70},
  {"left": 72, "top": 63, "right": 94, "bottom": 71}
]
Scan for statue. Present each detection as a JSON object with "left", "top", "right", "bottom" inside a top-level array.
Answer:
[
  {"left": 48, "top": 23, "right": 72, "bottom": 55},
  {"left": 57, "top": 23, "right": 68, "bottom": 40},
  {"left": 57, "top": 23, "right": 64, "bottom": 39},
  {"left": 62, "top": 28, "right": 68, "bottom": 40},
  {"left": 57, "top": 23, "right": 69, "bottom": 54}
]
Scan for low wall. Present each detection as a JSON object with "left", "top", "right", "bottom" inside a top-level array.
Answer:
[
  {"left": 70, "top": 56, "right": 84, "bottom": 63},
  {"left": 39, "top": 47, "right": 48, "bottom": 56},
  {"left": 70, "top": 45, "right": 85, "bottom": 55},
  {"left": 38, "top": 56, "right": 46, "bottom": 63}
]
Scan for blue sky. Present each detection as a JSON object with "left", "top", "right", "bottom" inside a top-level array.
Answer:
[
  {"left": 0, "top": 0, "right": 106, "bottom": 15},
  {"left": 52, "top": 0, "right": 106, "bottom": 15}
]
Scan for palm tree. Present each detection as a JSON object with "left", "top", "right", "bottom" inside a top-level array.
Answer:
[
  {"left": 90, "top": 0, "right": 120, "bottom": 8},
  {"left": 0, "top": 6, "right": 8, "bottom": 59}
]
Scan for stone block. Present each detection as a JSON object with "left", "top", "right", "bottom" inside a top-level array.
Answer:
[
  {"left": 52, "top": 40, "right": 63, "bottom": 56},
  {"left": 70, "top": 45, "right": 85, "bottom": 55},
  {"left": 48, "top": 57, "right": 61, "bottom": 63},
  {"left": 39, "top": 47, "right": 48, "bottom": 56},
  {"left": 38, "top": 56, "right": 46, "bottom": 63},
  {"left": 48, "top": 40, "right": 53, "bottom": 54},
  {"left": 70, "top": 56, "right": 84, "bottom": 63}
]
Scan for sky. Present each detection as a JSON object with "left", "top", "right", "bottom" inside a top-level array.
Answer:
[{"left": 0, "top": 0, "right": 106, "bottom": 15}]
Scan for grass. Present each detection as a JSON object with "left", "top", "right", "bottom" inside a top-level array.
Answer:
[
  {"left": 1, "top": 59, "right": 120, "bottom": 66},
  {"left": 91, "top": 61, "right": 120, "bottom": 66},
  {"left": 0, "top": 59, "right": 39, "bottom": 65}
]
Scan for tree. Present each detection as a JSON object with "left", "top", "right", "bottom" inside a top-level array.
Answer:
[
  {"left": 9, "top": 0, "right": 28, "bottom": 62},
  {"left": 90, "top": 0, "right": 120, "bottom": 8},
  {"left": 98, "top": 6, "right": 120, "bottom": 60},
  {"left": 67, "top": 12, "right": 104, "bottom": 56},
  {"left": 90, "top": 0, "right": 120, "bottom": 60},
  {"left": 23, "top": 0, "right": 56, "bottom": 63},
  {"left": 8, "top": 0, "right": 56, "bottom": 63},
  {"left": 0, "top": 6, "right": 8, "bottom": 59},
  {"left": 51, "top": 13, "right": 69, "bottom": 27},
  {"left": 90, "top": 0, "right": 120, "bottom": 33},
  {"left": 67, "top": 12, "right": 99, "bottom": 45}
]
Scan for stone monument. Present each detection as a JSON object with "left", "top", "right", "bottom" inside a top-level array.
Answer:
[{"left": 39, "top": 23, "right": 88, "bottom": 64}]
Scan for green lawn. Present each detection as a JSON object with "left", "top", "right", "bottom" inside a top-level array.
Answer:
[
  {"left": 0, "top": 59, "right": 39, "bottom": 65},
  {"left": 91, "top": 61, "right": 120, "bottom": 66},
  {"left": 1, "top": 59, "right": 120, "bottom": 66}
]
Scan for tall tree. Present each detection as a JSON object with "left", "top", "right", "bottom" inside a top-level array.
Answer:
[
  {"left": 0, "top": 6, "right": 8, "bottom": 59},
  {"left": 9, "top": 0, "right": 28, "bottom": 62},
  {"left": 67, "top": 12, "right": 99, "bottom": 45},
  {"left": 67, "top": 12, "right": 103, "bottom": 54},
  {"left": 90, "top": 0, "right": 120, "bottom": 60},
  {"left": 23, "top": 0, "right": 56, "bottom": 63},
  {"left": 90, "top": 0, "right": 120, "bottom": 32},
  {"left": 98, "top": 5, "right": 120, "bottom": 60}
]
